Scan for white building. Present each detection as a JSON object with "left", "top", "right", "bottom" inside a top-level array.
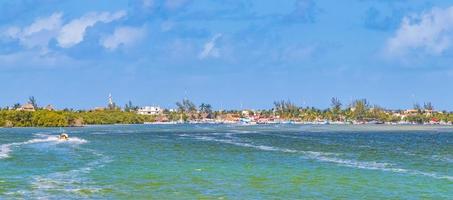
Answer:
[{"left": 137, "top": 106, "right": 163, "bottom": 115}]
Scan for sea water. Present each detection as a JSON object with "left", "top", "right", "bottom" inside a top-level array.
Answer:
[{"left": 0, "top": 125, "right": 452, "bottom": 199}]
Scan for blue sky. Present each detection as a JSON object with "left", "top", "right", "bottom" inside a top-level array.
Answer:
[{"left": 1, "top": 0, "right": 453, "bottom": 110}]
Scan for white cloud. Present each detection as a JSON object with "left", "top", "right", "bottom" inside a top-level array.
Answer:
[
  {"left": 3, "top": 11, "right": 128, "bottom": 50},
  {"left": 57, "top": 11, "right": 126, "bottom": 48},
  {"left": 4, "top": 27, "right": 21, "bottom": 39},
  {"left": 199, "top": 33, "right": 222, "bottom": 59},
  {"left": 386, "top": 6, "right": 453, "bottom": 56},
  {"left": 101, "top": 26, "right": 146, "bottom": 50},
  {"left": 3, "top": 13, "right": 62, "bottom": 49},
  {"left": 23, "top": 13, "right": 63, "bottom": 36}
]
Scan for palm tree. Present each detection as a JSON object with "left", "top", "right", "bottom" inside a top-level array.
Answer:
[
  {"left": 176, "top": 99, "right": 197, "bottom": 121},
  {"left": 28, "top": 96, "right": 38, "bottom": 109},
  {"left": 124, "top": 100, "right": 136, "bottom": 112},
  {"left": 330, "top": 97, "right": 342, "bottom": 121},
  {"left": 273, "top": 100, "right": 299, "bottom": 119},
  {"left": 13, "top": 103, "right": 21, "bottom": 109},
  {"left": 424, "top": 102, "right": 433, "bottom": 110},
  {"left": 199, "top": 103, "right": 213, "bottom": 119},
  {"left": 199, "top": 103, "right": 212, "bottom": 113},
  {"left": 351, "top": 99, "right": 369, "bottom": 121}
]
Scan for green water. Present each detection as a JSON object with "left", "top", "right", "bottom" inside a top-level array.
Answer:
[{"left": 0, "top": 125, "right": 452, "bottom": 199}]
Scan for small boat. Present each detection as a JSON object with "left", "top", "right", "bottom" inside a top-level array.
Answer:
[{"left": 59, "top": 133, "right": 69, "bottom": 140}]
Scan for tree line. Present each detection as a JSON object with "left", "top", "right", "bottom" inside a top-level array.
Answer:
[{"left": 1, "top": 96, "right": 452, "bottom": 127}]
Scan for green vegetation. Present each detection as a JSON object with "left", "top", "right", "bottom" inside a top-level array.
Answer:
[
  {"left": 0, "top": 110, "right": 155, "bottom": 127},
  {"left": 78, "top": 110, "right": 154, "bottom": 125},
  {"left": 163, "top": 99, "right": 214, "bottom": 122},
  {"left": 1, "top": 96, "right": 453, "bottom": 127},
  {"left": 209, "top": 98, "right": 453, "bottom": 124},
  {"left": 267, "top": 98, "right": 452, "bottom": 124},
  {"left": 273, "top": 100, "right": 300, "bottom": 119}
]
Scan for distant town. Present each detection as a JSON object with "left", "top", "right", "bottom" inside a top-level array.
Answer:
[{"left": 0, "top": 94, "right": 452, "bottom": 127}]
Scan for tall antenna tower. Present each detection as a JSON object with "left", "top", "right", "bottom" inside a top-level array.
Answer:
[{"left": 108, "top": 93, "right": 114, "bottom": 107}]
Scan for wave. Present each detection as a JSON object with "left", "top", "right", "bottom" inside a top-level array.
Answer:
[
  {"left": 258, "top": 133, "right": 304, "bottom": 140},
  {"left": 90, "top": 132, "right": 108, "bottom": 135},
  {"left": 24, "top": 136, "right": 87, "bottom": 145},
  {"left": 0, "top": 135, "right": 87, "bottom": 159},
  {"left": 431, "top": 155, "right": 453, "bottom": 163},
  {"left": 0, "top": 144, "right": 12, "bottom": 159},
  {"left": 190, "top": 135, "right": 453, "bottom": 181},
  {"left": 230, "top": 130, "right": 258, "bottom": 134},
  {"left": 6, "top": 148, "right": 112, "bottom": 198},
  {"left": 4, "top": 144, "right": 110, "bottom": 196},
  {"left": 192, "top": 135, "right": 331, "bottom": 155}
]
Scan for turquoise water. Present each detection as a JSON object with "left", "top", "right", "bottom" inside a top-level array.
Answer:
[{"left": 0, "top": 125, "right": 452, "bottom": 199}]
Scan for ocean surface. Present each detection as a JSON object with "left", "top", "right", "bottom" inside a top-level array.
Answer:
[{"left": 0, "top": 124, "right": 452, "bottom": 199}]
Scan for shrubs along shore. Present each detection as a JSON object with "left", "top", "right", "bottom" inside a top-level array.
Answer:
[
  {"left": 0, "top": 110, "right": 155, "bottom": 127},
  {"left": 1, "top": 98, "right": 452, "bottom": 127}
]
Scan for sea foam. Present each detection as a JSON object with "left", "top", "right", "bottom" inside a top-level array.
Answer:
[
  {"left": 0, "top": 135, "right": 87, "bottom": 159},
  {"left": 190, "top": 135, "right": 453, "bottom": 181},
  {"left": 7, "top": 147, "right": 111, "bottom": 198},
  {"left": 0, "top": 144, "right": 12, "bottom": 159}
]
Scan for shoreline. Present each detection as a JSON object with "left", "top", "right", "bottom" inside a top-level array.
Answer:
[{"left": 2, "top": 122, "right": 453, "bottom": 129}]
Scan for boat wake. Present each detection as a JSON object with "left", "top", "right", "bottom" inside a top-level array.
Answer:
[
  {"left": 0, "top": 135, "right": 87, "bottom": 159},
  {"left": 431, "top": 155, "right": 453, "bottom": 163},
  {"left": 1, "top": 133, "right": 112, "bottom": 198},
  {"left": 6, "top": 147, "right": 112, "bottom": 198},
  {"left": 187, "top": 135, "right": 453, "bottom": 181}
]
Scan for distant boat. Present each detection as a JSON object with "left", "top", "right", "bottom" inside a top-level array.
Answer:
[
  {"left": 59, "top": 133, "right": 69, "bottom": 140},
  {"left": 239, "top": 118, "right": 257, "bottom": 125},
  {"left": 58, "top": 128, "right": 69, "bottom": 140},
  {"left": 367, "top": 120, "right": 384, "bottom": 124}
]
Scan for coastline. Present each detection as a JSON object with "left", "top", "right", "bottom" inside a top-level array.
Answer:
[
  {"left": 2, "top": 123, "right": 453, "bottom": 130},
  {"left": 2, "top": 99, "right": 452, "bottom": 128}
]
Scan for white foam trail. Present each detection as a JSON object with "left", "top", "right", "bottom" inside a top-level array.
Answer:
[
  {"left": 193, "top": 136, "right": 309, "bottom": 154},
  {"left": 90, "top": 132, "right": 107, "bottom": 135},
  {"left": 190, "top": 135, "right": 453, "bottom": 181},
  {"left": 0, "top": 135, "right": 87, "bottom": 159},
  {"left": 6, "top": 147, "right": 112, "bottom": 198},
  {"left": 431, "top": 155, "right": 453, "bottom": 163},
  {"left": 230, "top": 130, "right": 257, "bottom": 134},
  {"left": 23, "top": 136, "right": 87, "bottom": 145},
  {"left": 308, "top": 155, "right": 392, "bottom": 170},
  {"left": 259, "top": 133, "right": 304, "bottom": 140},
  {"left": 0, "top": 144, "right": 12, "bottom": 159}
]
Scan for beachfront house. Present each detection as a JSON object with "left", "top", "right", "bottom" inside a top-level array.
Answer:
[
  {"left": 404, "top": 109, "right": 419, "bottom": 115},
  {"left": 45, "top": 104, "right": 55, "bottom": 111},
  {"left": 16, "top": 103, "right": 35, "bottom": 112},
  {"left": 93, "top": 107, "right": 106, "bottom": 111},
  {"left": 137, "top": 106, "right": 163, "bottom": 115},
  {"left": 241, "top": 110, "right": 251, "bottom": 117},
  {"left": 424, "top": 109, "right": 434, "bottom": 116}
]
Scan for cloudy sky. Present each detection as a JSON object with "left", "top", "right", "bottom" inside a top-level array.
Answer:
[{"left": 1, "top": 0, "right": 453, "bottom": 110}]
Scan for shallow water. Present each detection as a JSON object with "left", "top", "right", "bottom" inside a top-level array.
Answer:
[{"left": 0, "top": 125, "right": 452, "bottom": 199}]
